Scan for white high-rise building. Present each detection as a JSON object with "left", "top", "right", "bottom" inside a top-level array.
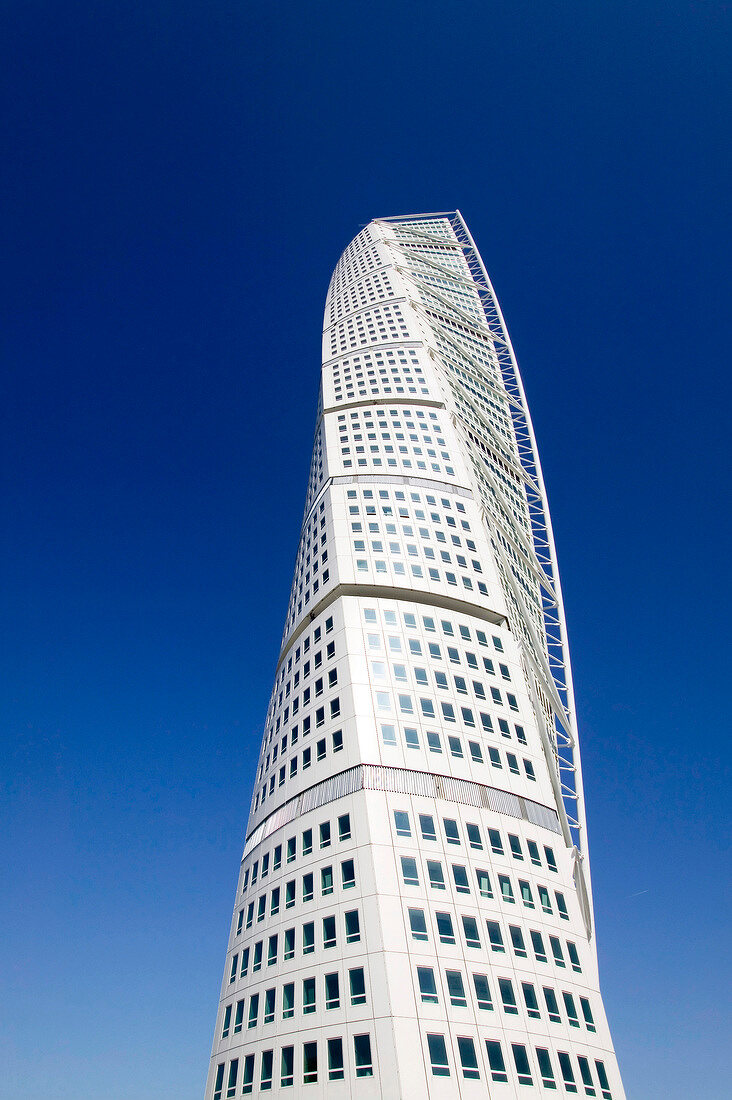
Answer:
[{"left": 205, "top": 213, "right": 625, "bottom": 1099}]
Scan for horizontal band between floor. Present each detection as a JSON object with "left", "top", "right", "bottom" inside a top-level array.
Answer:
[{"left": 242, "top": 763, "right": 561, "bottom": 861}]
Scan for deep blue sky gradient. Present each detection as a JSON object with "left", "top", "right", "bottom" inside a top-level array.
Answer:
[{"left": 2, "top": 3, "right": 730, "bottom": 1097}]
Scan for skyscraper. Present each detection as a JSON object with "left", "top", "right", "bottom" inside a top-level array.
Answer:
[{"left": 205, "top": 212, "right": 624, "bottom": 1099}]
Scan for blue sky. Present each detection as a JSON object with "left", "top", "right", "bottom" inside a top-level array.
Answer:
[{"left": 1, "top": 2, "right": 730, "bottom": 1097}]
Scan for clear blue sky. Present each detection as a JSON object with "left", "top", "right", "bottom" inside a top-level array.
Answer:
[{"left": 2, "top": 3, "right": 729, "bottom": 1097}]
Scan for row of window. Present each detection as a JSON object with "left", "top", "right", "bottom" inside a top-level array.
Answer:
[
  {"left": 406, "top": 905, "right": 581, "bottom": 972},
  {"left": 361, "top": 601, "right": 505, "bottom": 651},
  {"left": 237, "top": 860, "right": 357, "bottom": 932},
  {"left": 415, "top": 962, "right": 596, "bottom": 1031},
  {"left": 355, "top": 554, "right": 484, "bottom": 592},
  {"left": 380, "top": 721, "right": 535, "bottom": 776},
  {"left": 400, "top": 854, "right": 568, "bottom": 918},
  {"left": 271, "top": 616, "right": 334, "bottom": 720},
  {"left": 240, "top": 815, "right": 351, "bottom": 896},
  {"left": 427, "top": 1033, "right": 612, "bottom": 1096},
  {"left": 223, "top": 966, "right": 368, "bottom": 1036},
  {"left": 254, "top": 701, "right": 342, "bottom": 811},
  {"left": 257, "top": 728, "right": 343, "bottom": 796},
  {"left": 213, "top": 1033, "right": 374, "bottom": 1096},
  {"left": 228, "top": 910, "right": 362, "bottom": 984},
  {"left": 393, "top": 812, "right": 556, "bottom": 869}
]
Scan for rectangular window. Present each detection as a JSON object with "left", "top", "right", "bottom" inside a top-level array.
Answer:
[
  {"left": 544, "top": 986, "right": 561, "bottom": 1023},
  {"left": 499, "top": 874, "right": 514, "bottom": 903},
  {"left": 485, "top": 1040, "right": 508, "bottom": 1083},
  {"left": 354, "top": 1033, "right": 373, "bottom": 1078},
  {"left": 563, "top": 991, "right": 581, "bottom": 1027},
  {"left": 252, "top": 941, "right": 262, "bottom": 972},
  {"left": 595, "top": 1060, "right": 613, "bottom": 1099},
  {"left": 550, "top": 935, "right": 566, "bottom": 967},
  {"left": 499, "top": 977, "right": 518, "bottom": 1014},
  {"left": 263, "top": 987, "right": 275, "bottom": 1024},
  {"left": 234, "top": 999, "right": 244, "bottom": 1033},
  {"left": 537, "top": 1047, "right": 557, "bottom": 1089},
  {"left": 213, "top": 1063, "right": 224, "bottom": 1100},
  {"left": 345, "top": 909, "right": 361, "bottom": 943},
  {"left": 341, "top": 859, "right": 355, "bottom": 889},
  {"left": 324, "top": 971, "right": 340, "bottom": 1010},
  {"left": 226, "top": 1059, "right": 239, "bottom": 1098},
  {"left": 568, "top": 941, "right": 582, "bottom": 972},
  {"left": 280, "top": 1047, "right": 294, "bottom": 1089},
  {"left": 327, "top": 1037, "right": 344, "bottom": 1082},
  {"left": 436, "top": 911, "right": 455, "bottom": 944},
  {"left": 241, "top": 1055, "right": 254, "bottom": 1096},
  {"left": 418, "top": 965, "right": 438, "bottom": 1003},
  {"left": 247, "top": 993, "right": 258, "bottom": 1029},
  {"left": 419, "top": 814, "right": 437, "bottom": 841},
  {"left": 446, "top": 969, "right": 466, "bottom": 1007},
  {"left": 427, "top": 860, "right": 445, "bottom": 889},
  {"left": 462, "top": 915, "right": 481, "bottom": 948},
  {"left": 394, "top": 810, "right": 411, "bottom": 837},
  {"left": 580, "top": 996, "right": 596, "bottom": 1031},
  {"left": 522, "top": 981, "right": 540, "bottom": 1018},
  {"left": 303, "top": 976, "right": 316, "bottom": 1015},
  {"left": 302, "top": 828, "right": 312, "bottom": 855},
  {"left": 337, "top": 812, "right": 351, "bottom": 840},
  {"left": 476, "top": 869, "right": 493, "bottom": 898},
  {"left": 427, "top": 1033, "right": 450, "bottom": 1077},
  {"left": 458, "top": 1036, "right": 479, "bottom": 1080},
  {"left": 473, "top": 972, "right": 492, "bottom": 1010},
  {"left": 556, "top": 891, "right": 570, "bottom": 919},
  {"left": 267, "top": 934, "right": 277, "bottom": 966},
  {"left": 286, "top": 837, "right": 296, "bottom": 863},
  {"left": 512, "top": 1044, "right": 533, "bottom": 1086},
  {"left": 303, "top": 1042, "right": 318, "bottom": 1084},
  {"left": 283, "top": 928, "right": 295, "bottom": 960},
  {"left": 488, "top": 828, "right": 503, "bottom": 854},
  {"left": 401, "top": 855, "right": 419, "bottom": 886},
  {"left": 282, "top": 982, "right": 294, "bottom": 1019},
  {"left": 323, "top": 914, "right": 336, "bottom": 949},
  {"left": 486, "top": 920, "right": 505, "bottom": 952},
  {"left": 408, "top": 906, "right": 428, "bottom": 940},
  {"left": 558, "top": 1051, "right": 578, "bottom": 1093},
  {"left": 221, "top": 1004, "right": 232, "bottom": 1038},
  {"left": 321, "top": 866, "right": 333, "bottom": 896},
  {"left": 302, "top": 921, "right": 315, "bottom": 954},
  {"left": 349, "top": 966, "right": 366, "bottom": 1005},
  {"left": 578, "top": 1056, "right": 596, "bottom": 1095},
  {"left": 510, "top": 925, "right": 527, "bottom": 957},
  {"left": 531, "top": 929, "right": 547, "bottom": 962}
]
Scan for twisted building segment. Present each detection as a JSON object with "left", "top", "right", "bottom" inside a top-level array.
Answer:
[{"left": 205, "top": 213, "right": 624, "bottom": 1098}]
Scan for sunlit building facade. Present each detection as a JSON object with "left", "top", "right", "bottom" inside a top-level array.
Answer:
[{"left": 205, "top": 212, "right": 624, "bottom": 1098}]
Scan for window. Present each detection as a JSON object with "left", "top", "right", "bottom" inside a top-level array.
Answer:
[
  {"left": 284, "top": 928, "right": 295, "bottom": 960},
  {"left": 419, "top": 814, "right": 437, "bottom": 841},
  {"left": 510, "top": 925, "right": 527, "bottom": 957},
  {"left": 452, "top": 864, "right": 470, "bottom": 893},
  {"left": 252, "top": 941, "right": 262, "bottom": 972},
  {"left": 349, "top": 966, "right": 366, "bottom": 1005},
  {"left": 458, "top": 1036, "right": 480, "bottom": 1080},
  {"left": 394, "top": 810, "right": 411, "bottom": 837},
  {"left": 221, "top": 1004, "right": 232, "bottom": 1038},
  {"left": 270, "top": 888, "right": 280, "bottom": 916},
  {"left": 267, "top": 934, "right": 278, "bottom": 966},
  {"left": 499, "top": 977, "right": 518, "bottom": 1014},
  {"left": 436, "top": 911, "right": 455, "bottom": 944},
  {"left": 302, "top": 977, "right": 316, "bottom": 1015},
  {"left": 558, "top": 1051, "right": 578, "bottom": 1093},
  {"left": 303, "top": 922, "right": 315, "bottom": 954},
  {"left": 539, "top": 885, "right": 552, "bottom": 913},
  {"left": 247, "top": 993, "right": 258, "bottom": 1029},
  {"left": 568, "top": 941, "right": 582, "bottom": 973},
  {"left": 486, "top": 1040, "right": 508, "bottom": 1083},
  {"left": 325, "top": 1037, "right": 343, "bottom": 1082},
  {"left": 595, "top": 1060, "right": 613, "bottom": 1099},
  {"left": 508, "top": 834, "right": 523, "bottom": 860},
  {"left": 486, "top": 920, "right": 505, "bottom": 952},
  {"left": 580, "top": 996, "right": 596, "bottom": 1031},
  {"left": 443, "top": 818, "right": 460, "bottom": 845},
  {"left": 341, "top": 859, "right": 356, "bottom": 889},
  {"left": 323, "top": 914, "right": 336, "bottom": 949},
  {"left": 401, "top": 856, "right": 419, "bottom": 886},
  {"left": 229, "top": 954, "right": 238, "bottom": 983},
  {"left": 522, "top": 981, "right": 541, "bottom": 1018},
  {"left": 462, "top": 915, "right": 481, "bottom": 948},
  {"left": 321, "top": 866, "right": 333, "bottom": 896},
  {"left": 536, "top": 1047, "right": 556, "bottom": 1089},
  {"left": 550, "top": 936, "right": 566, "bottom": 967},
  {"left": 468, "top": 740, "right": 483, "bottom": 762},
  {"left": 345, "top": 909, "right": 361, "bottom": 943},
  {"left": 408, "top": 907, "right": 428, "bottom": 941},
  {"left": 280, "top": 1047, "right": 294, "bottom": 1089},
  {"left": 563, "top": 991, "right": 580, "bottom": 1027},
  {"left": 512, "top": 1044, "right": 533, "bottom": 1086},
  {"left": 234, "top": 999, "right": 244, "bottom": 1033},
  {"left": 488, "top": 828, "right": 503, "bottom": 854},
  {"left": 303, "top": 1042, "right": 318, "bottom": 1084},
  {"left": 418, "top": 966, "right": 438, "bottom": 1003},
  {"left": 287, "top": 837, "right": 296, "bottom": 863},
  {"left": 427, "top": 860, "right": 445, "bottom": 890},
  {"left": 578, "top": 1057, "right": 596, "bottom": 1096},
  {"left": 282, "top": 982, "right": 294, "bottom": 1019},
  {"left": 427, "top": 1034, "right": 450, "bottom": 1077},
  {"left": 338, "top": 813, "right": 351, "bottom": 840},
  {"left": 531, "top": 929, "right": 547, "bottom": 962},
  {"left": 302, "top": 829, "right": 313, "bottom": 856},
  {"left": 303, "top": 873, "right": 314, "bottom": 902},
  {"left": 476, "top": 869, "right": 493, "bottom": 898},
  {"left": 556, "top": 891, "right": 570, "bottom": 920},
  {"left": 543, "top": 986, "right": 561, "bottom": 1022},
  {"left": 466, "top": 823, "right": 482, "bottom": 849},
  {"left": 241, "top": 1055, "right": 254, "bottom": 1096},
  {"left": 213, "top": 1063, "right": 224, "bottom": 1100},
  {"left": 226, "top": 1059, "right": 239, "bottom": 1098},
  {"left": 324, "top": 971, "right": 340, "bottom": 1010},
  {"left": 499, "top": 874, "right": 514, "bottom": 903},
  {"left": 263, "top": 987, "right": 275, "bottom": 1024},
  {"left": 520, "top": 880, "right": 534, "bottom": 908},
  {"left": 446, "top": 969, "right": 466, "bottom": 1007}
]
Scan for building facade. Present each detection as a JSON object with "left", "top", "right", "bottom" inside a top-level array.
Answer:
[{"left": 205, "top": 213, "right": 624, "bottom": 1099}]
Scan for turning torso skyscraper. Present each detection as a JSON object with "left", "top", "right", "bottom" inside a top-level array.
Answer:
[{"left": 205, "top": 213, "right": 624, "bottom": 1099}]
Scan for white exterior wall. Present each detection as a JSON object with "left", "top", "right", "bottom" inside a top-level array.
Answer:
[{"left": 204, "top": 214, "right": 624, "bottom": 1099}]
